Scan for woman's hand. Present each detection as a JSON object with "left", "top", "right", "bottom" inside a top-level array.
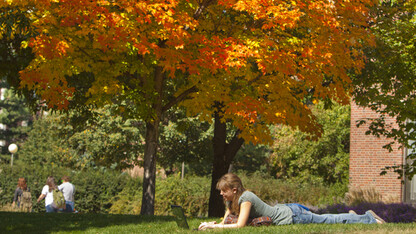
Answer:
[{"left": 198, "top": 221, "right": 217, "bottom": 230}]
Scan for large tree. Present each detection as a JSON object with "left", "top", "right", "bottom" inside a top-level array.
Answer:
[
  {"left": 352, "top": 0, "right": 416, "bottom": 178},
  {"left": 1, "top": 0, "right": 375, "bottom": 215},
  {"left": 178, "top": 1, "right": 376, "bottom": 216}
]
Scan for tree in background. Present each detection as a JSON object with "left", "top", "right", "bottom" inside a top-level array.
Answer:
[
  {"left": 18, "top": 106, "right": 144, "bottom": 170},
  {"left": 1, "top": 0, "right": 376, "bottom": 216},
  {"left": 0, "top": 80, "right": 32, "bottom": 160},
  {"left": 268, "top": 101, "right": 350, "bottom": 186},
  {"left": 159, "top": 108, "right": 271, "bottom": 177},
  {"left": 352, "top": 0, "right": 416, "bottom": 178},
  {"left": 0, "top": 3, "right": 37, "bottom": 109},
  {"left": 159, "top": 108, "right": 213, "bottom": 176},
  {"left": 0, "top": 4, "right": 37, "bottom": 161}
]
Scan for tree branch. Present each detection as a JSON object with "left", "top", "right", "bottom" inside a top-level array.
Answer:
[
  {"left": 194, "top": 0, "right": 216, "bottom": 20},
  {"left": 225, "top": 129, "right": 245, "bottom": 164},
  {"left": 162, "top": 85, "right": 198, "bottom": 113}
]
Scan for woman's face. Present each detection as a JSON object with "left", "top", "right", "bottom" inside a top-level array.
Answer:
[{"left": 220, "top": 188, "right": 236, "bottom": 201}]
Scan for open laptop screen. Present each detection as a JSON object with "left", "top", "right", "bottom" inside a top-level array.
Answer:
[{"left": 171, "top": 205, "right": 190, "bottom": 229}]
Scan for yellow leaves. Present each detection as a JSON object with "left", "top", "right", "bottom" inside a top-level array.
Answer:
[
  {"left": 11, "top": 0, "right": 373, "bottom": 143},
  {"left": 233, "top": 0, "right": 303, "bottom": 30},
  {"left": 21, "top": 40, "right": 29, "bottom": 48},
  {"left": 19, "top": 59, "right": 75, "bottom": 110}
]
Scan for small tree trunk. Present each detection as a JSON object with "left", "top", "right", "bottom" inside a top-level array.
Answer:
[{"left": 208, "top": 109, "right": 244, "bottom": 217}]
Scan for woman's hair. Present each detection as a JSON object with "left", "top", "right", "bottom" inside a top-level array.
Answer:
[
  {"left": 17, "top": 178, "right": 27, "bottom": 190},
  {"left": 46, "top": 176, "right": 57, "bottom": 192},
  {"left": 216, "top": 173, "right": 246, "bottom": 215}
]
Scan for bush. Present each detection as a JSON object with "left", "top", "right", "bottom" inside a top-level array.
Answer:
[
  {"left": 1, "top": 165, "right": 347, "bottom": 216},
  {"left": 316, "top": 202, "right": 416, "bottom": 223},
  {"left": 0, "top": 164, "right": 67, "bottom": 212},
  {"left": 0, "top": 164, "right": 130, "bottom": 213},
  {"left": 108, "top": 177, "right": 143, "bottom": 215},
  {"left": 239, "top": 172, "right": 346, "bottom": 207},
  {"left": 268, "top": 102, "right": 350, "bottom": 186},
  {"left": 155, "top": 174, "right": 210, "bottom": 217},
  {"left": 71, "top": 169, "right": 131, "bottom": 213},
  {"left": 344, "top": 187, "right": 382, "bottom": 206},
  {"left": 109, "top": 174, "right": 210, "bottom": 217},
  {"left": 108, "top": 172, "right": 346, "bottom": 217}
]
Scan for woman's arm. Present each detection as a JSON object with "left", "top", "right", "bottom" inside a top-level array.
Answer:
[
  {"left": 219, "top": 208, "right": 231, "bottom": 225},
  {"left": 199, "top": 202, "right": 252, "bottom": 230},
  {"left": 12, "top": 188, "right": 20, "bottom": 208},
  {"left": 198, "top": 207, "right": 230, "bottom": 229},
  {"left": 37, "top": 194, "right": 46, "bottom": 203}
]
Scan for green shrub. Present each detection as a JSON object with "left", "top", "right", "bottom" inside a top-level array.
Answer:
[
  {"left": 109, "top": 174, "right": 210, "bottom": 217},
  {"left": 155, "top": 174, "right": 210, "bottom": 217},
  {"left": 268, "top": 102, "right": 350, "bottom": 186},
  {"left": 0, "top": 163, "right": 68, "bottom": 212},
  {"left": 0, "top": 164, "right": 129, "bottom": 213},
  {"left": 1, "top": 164, "right": 346, "bottom": 215},
  {"left": 71, "top": 170, "right": 131, "bottom": 213},
  {"left": 108, "top": 177, "right": 143, "bottom": 215},
  {"left": 239, "top": 172, "right": 346, "bottom": 207},
  {"left": 109, "top": 172, "right": 345, "bottom": 217}
]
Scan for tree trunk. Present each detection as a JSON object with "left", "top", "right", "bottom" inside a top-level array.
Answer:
[
  {"left": 140, "top": 121, "right": 159, "bottom": 215},
  {"left": 208, "top": 109, "right": 244, "bottom": 217},
  {"left": 140, "top": 66, "right": 164, "bottom": 215}
]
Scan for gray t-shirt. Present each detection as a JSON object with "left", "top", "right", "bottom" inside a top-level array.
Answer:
[
  {"left": 58, "top": 182, "right": 75, "bottom": 202},
  {"left": 238, "top": 191, "right": 293, "bottom": 225}
]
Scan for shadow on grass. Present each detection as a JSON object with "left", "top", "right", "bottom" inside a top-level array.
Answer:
[{"left": 0, "top": 211, "right": 174, "bottom": 233}]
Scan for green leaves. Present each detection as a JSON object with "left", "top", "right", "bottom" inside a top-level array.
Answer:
[
  {"left": 18, "top": 106, "right": 144, "bottom": 171},
  {"left": 352, "top": 0, "right": 416, "bottom": 178},
  {"left": 268, "top": 101, "right": 350, "bottom": 185}
]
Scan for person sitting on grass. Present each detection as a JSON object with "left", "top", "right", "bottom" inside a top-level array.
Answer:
[{"left": 198, "top": 173, "right": 385, "bottom": 230}]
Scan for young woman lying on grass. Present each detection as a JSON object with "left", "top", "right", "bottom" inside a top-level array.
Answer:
[{"left": 198, "top": 173, "right": 385, "bottom": 230}]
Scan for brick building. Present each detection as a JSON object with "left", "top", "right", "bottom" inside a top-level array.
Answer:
[{"left": 350, "top": 101, "right": 416, "bottom": 203}]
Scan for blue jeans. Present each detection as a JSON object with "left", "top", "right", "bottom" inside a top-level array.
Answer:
[
  {"left": 58, "top": 201, "right": 75, "bottom": 213},
  {"left": 65, "top": 201, "right": 75, "bottom": 213},
  {"left": 285, "top": 204, "right": 377, "bottom": 224},
  {"left": 45, "top": 205, "right": 58, "bottom": 213}
]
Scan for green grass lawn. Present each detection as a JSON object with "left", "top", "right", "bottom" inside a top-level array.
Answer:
[{"left": 1, "top": 212, "right": 416, "bottom": 234}]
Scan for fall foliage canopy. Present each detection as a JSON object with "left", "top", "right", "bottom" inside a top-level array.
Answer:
[{"left": 1, "top": 0, "right": 375, "bottom": 144}]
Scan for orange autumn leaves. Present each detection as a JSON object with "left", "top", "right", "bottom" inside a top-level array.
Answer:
[{"left": 3, "top": 0, "right": 376, "bottom": 143}]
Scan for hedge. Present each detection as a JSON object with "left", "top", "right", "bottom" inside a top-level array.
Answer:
[
  {"left": 1, "top": 165, "right": 345, "bottom": 216},
  {"left": 0, "top": 164, "right": 130, "bottom": 213}
]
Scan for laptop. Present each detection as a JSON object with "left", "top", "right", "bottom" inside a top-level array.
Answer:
[{"left": 171, "top": 205, "right": 198, "bottom": 230}]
